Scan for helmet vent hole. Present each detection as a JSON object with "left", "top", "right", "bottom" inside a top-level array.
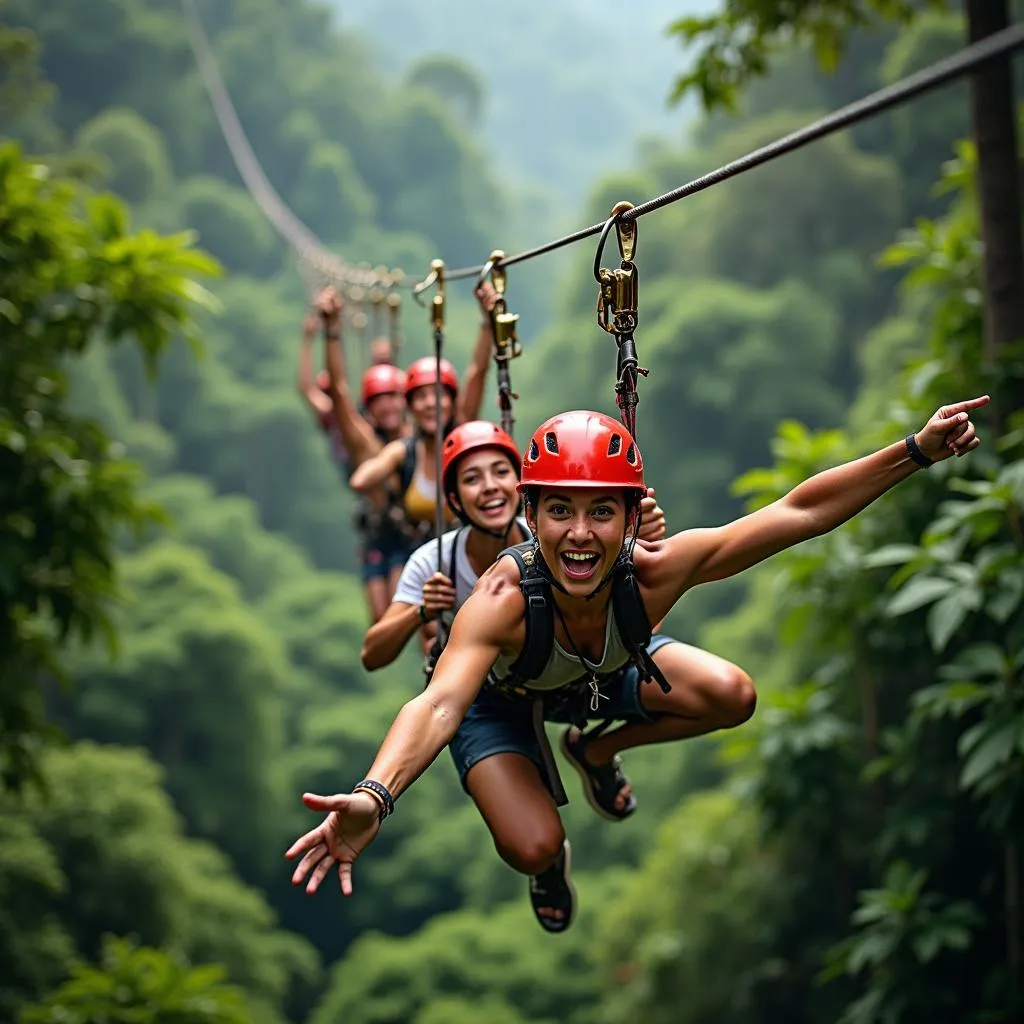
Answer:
[
  {"left": 625, "top": 442, "right": 637, "bottom": 465},
  {"left": 544, "top": 431, "right": 559, "bottom": 455},
  {"left": 607, "top": 434, "right": 622, "bottom": 456},
  {"left": 529, "top": 439, "right": 540, "bottom": 461}
]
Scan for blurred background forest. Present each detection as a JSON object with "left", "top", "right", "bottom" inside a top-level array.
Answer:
[{"left": 2, "top": 0, "right": 1024, "bottom": 1022}]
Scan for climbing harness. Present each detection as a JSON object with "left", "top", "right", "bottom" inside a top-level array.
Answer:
[
  {"left": 477, "top": 250, "right": 522, "bottom": 438},
  {"left": 485, "top": 539, "right": 670, "bottom": 805}
]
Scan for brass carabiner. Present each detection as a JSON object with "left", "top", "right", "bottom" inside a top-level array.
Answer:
[
  {"left": 487, "top": 249, "right": 507, "bottom": 298},
  {"left": 430, "top": 258, "right": 445, "bottom": 331},
  {"left": 609, "top": 200, "right": 636, "bottom": 263},
  {"left": 594, "top": 200, "right": 639, "bottom": 335}
]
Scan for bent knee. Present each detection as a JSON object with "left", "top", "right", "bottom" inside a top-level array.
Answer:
[
  {"left": 495, "top": 826, "right": 566, "bottom": 876},
  {"left": 718, "top": 665, "right": 756, "bottom": 727}
]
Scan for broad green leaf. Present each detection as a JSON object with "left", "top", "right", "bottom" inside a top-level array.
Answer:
[
  {"left": 886, "top": 575, "right": 956, "bottom": 617},
  {"left": 861, "top": 544, "right": 921, "bottom": 569},
  {"left": 960, "top": 723, "right": 1018, "bottom": 791},
  {"left": 927, "top": 588, "right": 980, "bottom": 652}
]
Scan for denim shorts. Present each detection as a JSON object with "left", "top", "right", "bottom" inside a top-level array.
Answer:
[
  {"left": 361, "top": 532, "right": 413, "bottom": 583},
  {"left": 448, "top": 634, "right": 678, "bottom": 791}
]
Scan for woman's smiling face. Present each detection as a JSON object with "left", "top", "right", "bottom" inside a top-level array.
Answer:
[
  {"left": 529, "top": 487, "right": 628, "bottom": 595},
  {"left": 453, "top": 449, "right": 519, "bottom": 532}
]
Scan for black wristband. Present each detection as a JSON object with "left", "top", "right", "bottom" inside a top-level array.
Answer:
[
  {"left": 905, "top": 433, "right": 933, "bottom": 469},
  {"left": 418, "top": 604, "right": 430, "bottom": 625},
  {"left": 353, "top": 779, "right": 394, "bottom": 822},
  {"left": 324, "top": 329, "right": 340, "bottom": 341}
]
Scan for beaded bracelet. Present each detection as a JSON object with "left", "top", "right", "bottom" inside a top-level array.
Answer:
[{"left": 353, "top": 779, "right": 394, "bottom": 822}]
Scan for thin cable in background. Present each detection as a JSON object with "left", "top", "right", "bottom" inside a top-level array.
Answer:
[{"left": 184, "top": 0, "right": 1024, "bottom": 292}]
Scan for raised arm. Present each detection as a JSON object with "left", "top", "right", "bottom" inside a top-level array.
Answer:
[
  {"left": 318, "top": 288, "right": 385, "bottom": 469},
  {"left": 285, "top": 574, "right": 523, "bottom": 895},
  {"left": 456, "top": 283, "right": 498, "bottom": 424},
  {"left": 642, "top": 398, "right": 989, "bottom": 616},
  {"left": 349, "top": 438, "right": 407, "bottom": 493},
  {"left": 297, "top": 310, "right": 332, "bottom": 420}
]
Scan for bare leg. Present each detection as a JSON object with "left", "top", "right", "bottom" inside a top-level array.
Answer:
[
  {"left": 585, "top": 641, "right": 756, "bottom": 768},
  {"left": 465, "top": 752, "right": 569, "bottom": 925}
]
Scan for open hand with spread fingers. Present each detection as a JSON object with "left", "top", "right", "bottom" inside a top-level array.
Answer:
[
  {"left": 285, "top": 791, "right": 382, "bottom": 897},
  {"left": 914, "top": 395, "right": 989, "bottom": 463}
]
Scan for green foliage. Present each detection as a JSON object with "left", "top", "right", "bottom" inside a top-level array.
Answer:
[
  {"left": 57, "top": 542, "right": 292, "bottom": 873},
  {"left": 0, "top": 141, "right": 218, "bottom": 790},
  {"left": 688, "top": 151, "right": 1024, "bottom": 1022},
  {"left": 19, "top": 936, "right": 252, "bottom": 1024},
  {"left": 668, "top": 0, "right": 944, "bottom": 111},
  {"left": 76, "top": 107, "right": 172, "bottom": 203},
  {"left": 406, "top": 54, "right": 486, "bottom": 130},
  {"left": 824, "top": 863, "right": 981, "bottom": 1024},
  {"left": 174, "top": 176, "right": 280, "bottom": 277},
  {"left": 0, "top": 815, "right": 76, "bottom": 1021},
  {"left": 309, "top": 898, "right": 602, "bottom": 1024},
  {"left": 0, "top": 743, "right": 319, "bottom": 1021},
  {"left": 596, "top": 791, "right": 791, "bottom": 1024}
]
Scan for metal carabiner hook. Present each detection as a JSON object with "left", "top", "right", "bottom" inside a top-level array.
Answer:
[
  {"left": 593, "top": 201, "right": 637, "bottom": 282},
  {"left": 412, "top": 259, "right": 446, "bottom": 324},
  {"left": 430, "top": 258, "right": 445, "bottom": 331}
]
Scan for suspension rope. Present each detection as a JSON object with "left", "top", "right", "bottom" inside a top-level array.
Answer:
[{"left": 181, "top": 0, "right": 413, "bottom": 295}]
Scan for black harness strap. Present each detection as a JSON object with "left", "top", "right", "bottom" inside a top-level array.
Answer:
[
  {"left": 486, "top": 542, "right": 672, "bottom": 806},
  {"left": 610, "top": 558, "right": 671, "bottom": 694},
  {"left": 501, "top": 542, "right": 554, "bottom": 684}
]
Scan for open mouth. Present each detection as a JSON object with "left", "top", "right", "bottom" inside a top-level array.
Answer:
[
  {"left": 477, "top": 498, "right": 508, "bottom": 518},
  {"left": 560, "top": 550, "right": 601, "bottom": 581}
]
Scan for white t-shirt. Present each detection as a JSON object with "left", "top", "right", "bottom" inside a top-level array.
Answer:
[{"left": 393, "top": 518, "right": 531, "bottom": 628}]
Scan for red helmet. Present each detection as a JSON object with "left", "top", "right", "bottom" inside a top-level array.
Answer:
[
  {"left": 404, "top": 356, "right": 459, "bottom": 398},
  {"left": 442, "top": 421, "right": 520, "bottom": 499},
  {"left": 519, "top": 411, "right": 644, "bottom": 495},
  {"left": 361, "top": 364, "right": 406, "bottom": 404}
]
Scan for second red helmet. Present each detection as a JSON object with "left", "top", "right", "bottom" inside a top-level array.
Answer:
[
  {"left": 519, "top": 410, "right": 645, "bottom": 495},
  {"left": 441, "top": 420, "right": 520, "bottom": 499},
  {"left": 404, "top": 356, "right": 459, "bottom": 398},
  {"left": 361, "top": 364, "right": 406, "bottom": 404}
]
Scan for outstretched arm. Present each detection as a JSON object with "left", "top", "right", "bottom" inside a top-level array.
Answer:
[
  {"left": 644, "top": 397, "right": 989, "bottom": 613},
  {"left": 350, "top": 438, "right": 407, "bottom": 493},
  {"left": 285, "top": 578, "right": 521, "bottom": 896},
  {"left": 456, "top": 283, "right": 498, "bottom": 424},
  {"left": 360, "top": 582, "right": 515, "bottom": 797}
]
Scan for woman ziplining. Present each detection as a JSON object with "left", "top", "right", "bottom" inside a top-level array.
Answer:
[
  {"left": 286, "top": 397, "right": 988, "bottom": 932},
  {"left": 286, "top": 205, "right": 990, "bottom": 933},
  {"left": 297, "top": 286, "right": 414, "bottom": 622}
]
